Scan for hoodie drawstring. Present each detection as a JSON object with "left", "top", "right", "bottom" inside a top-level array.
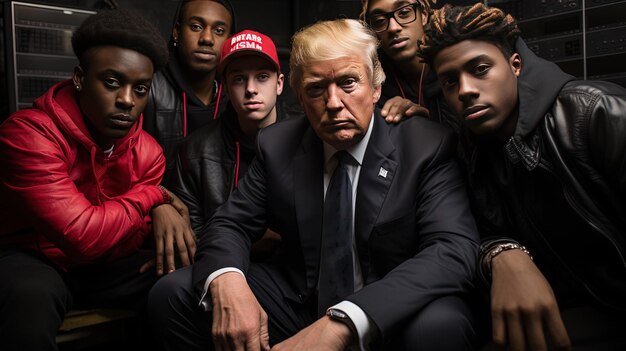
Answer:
[
  {"left": 90, "top": 146, "right": 104, "bottom": 205},
  {"left": 234, "top": 141, "right": 240, "bottom": 189},
  {"left": 213, "top": 82, "right": 223, "bottom": 120},
  {"left": 181, "top": 82, "right": 223, "bottom": 137},
  {"left": 393, "top": 65, "right": 425, "bottom": 106}
]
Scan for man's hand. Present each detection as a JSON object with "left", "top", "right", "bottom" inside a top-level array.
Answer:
[
  {"left": 211, "top": 272, "right": 270, "bottom": 351},
  {"left": 271, "top": 316, "right": 352, "bottom": 351},
  {"left": 147, "top": 188, "right": 196, "bottom": 275},
  {"left": 380, "top": 96, "right": 429, "bottom": 123},
  {"left": 490, "top": 249, "right": 571, "bottom": 351}
]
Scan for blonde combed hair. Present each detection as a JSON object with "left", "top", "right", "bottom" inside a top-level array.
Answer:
[{"left": 289, "top": 18, "right": 385, "bottom": 95}]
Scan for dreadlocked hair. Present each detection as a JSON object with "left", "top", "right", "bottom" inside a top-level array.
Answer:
[
  {"left": 417, "top": 3, "right": 520, "bottom": 68},
  {"left": 359, "top": 0, "right": 436, "bottom": 22}
]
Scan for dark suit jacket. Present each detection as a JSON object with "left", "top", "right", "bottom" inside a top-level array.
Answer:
[{"left": 193, "top": 111, "right": 479, "bottom": 336}]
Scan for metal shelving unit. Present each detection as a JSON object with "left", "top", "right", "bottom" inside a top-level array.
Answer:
[
  {"left": 487, "top": 0, "right": 626, "bottom": 87},
  {"left": 2, "top": 1, "right": 95, "bottom": 112}
]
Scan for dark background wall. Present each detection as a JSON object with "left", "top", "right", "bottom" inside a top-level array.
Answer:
[
  {"left": 0, "top": 0, "right": 374, "bottom": 117},
  {"left": 2, "top": 0, "right": 625, "bottom": 118}
]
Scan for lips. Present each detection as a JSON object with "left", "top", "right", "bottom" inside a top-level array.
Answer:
[
  {"left": 194, "top": 49, "right": 216, "bottom": 61},
  {"left": 388, "top": 37, "right": 409, "bottom": 50},
  {"left": 323, "top": 120, "right": 352, "bottom": 129},
  {"left": 244, "top": 101, "right": 263, "bottom": 109},
  {"left": 109, "top": 113, "right": 136, "bottom": 128},
  {"left": 462, "top": 105, "right": 489, "bottom": 120}
]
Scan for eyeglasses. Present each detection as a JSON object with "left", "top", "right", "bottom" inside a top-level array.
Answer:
[{"left": 367, "top": 3, "right": 420, "bottom": 33}]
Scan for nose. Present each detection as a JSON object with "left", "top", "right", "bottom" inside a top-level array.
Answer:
[
  {"left": 116, "top": 86, "right": 135, "bottom": 110},
  {"left": 245, "top": 78, "right": 258, "bottom": 96},
  {"left": 325, "top": 84, "right": 344, "bottom": 111},
  {"left": 387, "top": 16, "right": 402, "bottom": 33},
  {"left": 458, "top": 74, "right": 479, "bottom": 104},
  {"left": 199, "top": 28, "right": 215, "bottom": 46}
]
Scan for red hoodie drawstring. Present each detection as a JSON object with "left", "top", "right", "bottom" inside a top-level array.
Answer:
[
  {"left": 182, "top": 82, "right": 223, "bottom": 137},
  {"left": 90, "top": 146, "right": 104, "bottom": 205},
  {"left": 393, "top": 65, "right": 426, "bottom": 106},
  {"left": 234, "top": 141, "right": 241, "bottom": 189}
]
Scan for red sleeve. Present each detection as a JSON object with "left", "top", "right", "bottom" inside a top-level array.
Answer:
[{"left": 0, "top": 114, "right": 167, "bottom": 262}]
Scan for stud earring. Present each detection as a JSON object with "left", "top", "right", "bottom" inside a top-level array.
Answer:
[
  {"left": 173, "top": 38, "right": 178, "bottom": 47},
  {"left": 75, "top": 84, "right": 81, "bottom": 91}
]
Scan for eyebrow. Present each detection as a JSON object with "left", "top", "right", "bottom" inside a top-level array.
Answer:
[
  {"left": 438, "top": 54, "right": 491, "bottom": 77},
  {"left": 188, "top": 16, "right": 228, "bottom": 28},
  {"left": 97, "top": 69, "right": 153, "bottom": 84}
]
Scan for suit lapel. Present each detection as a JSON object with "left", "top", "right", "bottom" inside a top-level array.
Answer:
[
  {"left": 294, "top": 127, "right": 325, "bottom": 294},
  {"left": 355, "top": 114, "right": 397, "bottom": 279}
]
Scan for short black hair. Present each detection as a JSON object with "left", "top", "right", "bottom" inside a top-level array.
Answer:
[
  {"left": 417, "top": 3, "right": 520, "bottom": 68},
  {"left": 177, "top": 0, "right": 236, "bottom": 35},
  {"left": 72, "top": 9, "right": 168, "bottom": 71}
]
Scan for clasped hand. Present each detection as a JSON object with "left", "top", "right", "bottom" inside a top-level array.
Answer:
[
  {"left": 490, "top": 250, "right": 571, "bottom": 351},
  {"left": 142, "top": 186, "right": 196, "bottom": 275}
]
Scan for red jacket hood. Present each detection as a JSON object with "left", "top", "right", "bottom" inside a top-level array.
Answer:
[
  {"left": 34, "top": 79, "right": 144, "bottom": 155},
  {"left": 0, "top": 79, "right": 166, "bottom": 269}
]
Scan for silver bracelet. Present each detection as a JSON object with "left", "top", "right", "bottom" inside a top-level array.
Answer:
[{"left": 485, "top": 242, "right": 532, "bottom": 276}]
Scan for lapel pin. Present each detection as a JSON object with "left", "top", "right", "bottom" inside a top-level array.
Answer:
[{"left": 378, "top": 167, "right": 388, "bottom": 178}]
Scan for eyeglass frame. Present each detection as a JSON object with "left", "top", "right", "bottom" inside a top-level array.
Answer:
[{"left": 366, "top": 2, "right": 422, "bottom": 33}]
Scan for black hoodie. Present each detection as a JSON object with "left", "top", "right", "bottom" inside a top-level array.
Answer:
[{"left": 143, "top": 0, "right": 237, "bottom": 186}]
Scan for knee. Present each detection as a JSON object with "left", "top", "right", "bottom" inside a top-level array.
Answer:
[
  {"left": 147, "top": 267, "right": 194, "bottom": 321},
  {"left": 403, "top": 296, "right": 476, "bottom": 351},
  {"left": 5, "top": 268, "right": 69, "bottom": 314},
  {"left": 0, "top": 268, "right": 69, "bottom": 347}
]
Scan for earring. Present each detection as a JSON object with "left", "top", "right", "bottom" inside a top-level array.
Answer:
[
  {"left": 75, "top": 84, "right": 81, "bottom": 91},
  {"left": 173, "top": 38, "right": 178, "bottom": 47}
]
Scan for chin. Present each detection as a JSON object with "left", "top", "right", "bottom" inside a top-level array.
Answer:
[{"left": 191, "top": 63, "right": 216, "bottom": 73}]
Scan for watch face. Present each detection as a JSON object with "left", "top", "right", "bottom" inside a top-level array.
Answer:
[{"left": 327, "top": 308, "right": 348, "bottom": 320}]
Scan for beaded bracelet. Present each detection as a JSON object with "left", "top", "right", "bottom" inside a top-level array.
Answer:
[
  {"left": 158, "top": 185, "right": 173, "bottom": 204},
  {"left": 485, "top": 242, "right": 532, "bottom": 276}
]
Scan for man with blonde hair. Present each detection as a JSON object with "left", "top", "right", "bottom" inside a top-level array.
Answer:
[{"left": 148, "top": 18, "right": 479, "bottom": 351}]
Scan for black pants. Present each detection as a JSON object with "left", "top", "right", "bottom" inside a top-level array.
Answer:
[
  {"left": 147, "top": 263, "right": 477, "bottom": 350},
  {"left": 0, "top": 248, "right": 159, "bottom": 351}
]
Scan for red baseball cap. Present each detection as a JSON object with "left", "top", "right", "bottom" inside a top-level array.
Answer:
[{"left": 217, "top": 29, "right": 280, "bottom": 76}]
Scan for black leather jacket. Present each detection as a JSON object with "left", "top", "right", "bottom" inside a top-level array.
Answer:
[
  {"left": 142, "top": 0, "right": 236, "bottom": 186},
  {"left": 168, "top": 103, "right": 298, "bottom": 236},
  {"left": 143, "top": 68, "right": 230, "bottom": 187},
  {"left": 474, "top": 40, "right": 626, "bottom": 311}
]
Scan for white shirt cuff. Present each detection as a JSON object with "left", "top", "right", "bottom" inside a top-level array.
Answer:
[
  {"left": 198, "top": 267, "right": 245, "bottom": 311},
  {"left": 331, "top": 300, "right": 374, "bottom": 351}
]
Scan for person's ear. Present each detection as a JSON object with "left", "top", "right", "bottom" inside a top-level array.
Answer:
[
  {"left": 172, "top": 22, "right": 181, "bottom": 47},
  {"left": 73, "top": 65, "right": 84, "bottom": 92},
  {"left": 373, "top": 84, "right": 382, "bottom": 104},
  {"left": 276, "top": 73, "right": 285, "bottom": 96},
  {"left": 510, "top": 53, "right": 522, "bottom": 78},
  {"left": 421, "top": 8, "right": 428, "bottom": 26}
]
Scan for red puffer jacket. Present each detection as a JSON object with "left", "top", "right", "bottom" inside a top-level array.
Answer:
[{"left": 0, "top": 80, "right": 168, "bottom": 269}]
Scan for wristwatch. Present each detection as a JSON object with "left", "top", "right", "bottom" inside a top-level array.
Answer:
[{"left": 326, "top": 308, "right": 358, "bottom": 337}]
